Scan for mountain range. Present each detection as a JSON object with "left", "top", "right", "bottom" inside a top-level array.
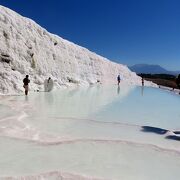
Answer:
[{"left": 129, "top": 64, "right": 180, "bottom": 76}]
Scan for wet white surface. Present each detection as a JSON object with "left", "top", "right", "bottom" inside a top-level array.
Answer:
[{"left": 0, "top": 85, "right": 180, "bottom": 179}]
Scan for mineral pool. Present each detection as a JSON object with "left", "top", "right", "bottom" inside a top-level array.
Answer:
[{"left": 0, "top": 85, "right": 180, "bottom": 180}]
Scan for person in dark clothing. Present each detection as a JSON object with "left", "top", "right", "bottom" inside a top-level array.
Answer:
[
  {"left": 142, "top": 77, "right": 144, "bottom": 86},
  {"left": 176, "top": 74, "right": 180, "bottom": 89},
  {"left": 23, "top": 75, "right": 30, "bottom": 95},
  {"left": 117, "top": 74, "right": 121, "bottom": 86}
]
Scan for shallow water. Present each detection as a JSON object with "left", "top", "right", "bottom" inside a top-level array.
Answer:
[
  {"left": 0, "top": 85, "right": 180, "bottom": 179},
  {"left": 0, "top": 137, "right": 180, "bottom": 180}
]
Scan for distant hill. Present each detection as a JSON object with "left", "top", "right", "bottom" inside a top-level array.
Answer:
[{"left": 129, "top": 64, "right": 180, "bottom": 75}]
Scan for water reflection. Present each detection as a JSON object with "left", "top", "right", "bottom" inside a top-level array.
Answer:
[
  {"left": 44, "top": 92, "right": 54, "bottom": 105},
  {"left": 8, "top": 85, "right": 180, "bottom": 130},
  {"left": 25, "top": 95, "right": 29, "bottom": 101},
  {"left": 141, "top": 86, "right": 144, "bottom": 96},
  {"left": 26, "top": 85, "right": 134, "bottom": 118},
  {"left": 117, "top": 85, "right": 120, "bottom": 95}
]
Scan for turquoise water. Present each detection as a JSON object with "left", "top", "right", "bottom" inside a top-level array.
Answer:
[
  {"left": 0, "top": 85, "right": 180, "bottom": 179},
  {"left": 91, "top": 86, "right": 180, "bottom": 129},
  {"left": 20, "top": 85, "right": 180, "bottom": 129}
]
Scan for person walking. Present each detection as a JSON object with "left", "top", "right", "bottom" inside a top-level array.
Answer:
[{"left": 23, "top": 75, "right": 30, "bottom": 95}]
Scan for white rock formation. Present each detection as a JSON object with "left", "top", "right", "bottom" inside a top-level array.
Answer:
[{"left": 0, "top": 5, "right": 155, "bottom": 94}]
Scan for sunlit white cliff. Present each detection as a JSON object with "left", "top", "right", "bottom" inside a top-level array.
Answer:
[{"left": 0, "top": 5, "right": 155, "bottom": 94}]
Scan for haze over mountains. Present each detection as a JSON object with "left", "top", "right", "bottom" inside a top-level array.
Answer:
[{"left": 129, "top": 64, "right": 180, "bottom": 75}]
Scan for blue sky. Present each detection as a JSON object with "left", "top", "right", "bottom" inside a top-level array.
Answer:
[{"left": 0, "top": 0, "right": 180, "bottom": 70}]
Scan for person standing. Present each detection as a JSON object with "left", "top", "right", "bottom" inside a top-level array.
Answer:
[
  {"left": 176, "top": 74, "right": 180, "bottom": 89},
  {"left": 44, "top": 77, "right": 54, "bottom": 92},
  {"left": 142, "top": 77, "right": 144, "bottom": 86},
  {"left": 47, "top": 77, "right": 51, "bottom": 84},
  {"left": 117, "top": 74, "right": 121, "bottom": 85},
  {"left": 23, "top": 75, "right": 30, "bottom": 95}
]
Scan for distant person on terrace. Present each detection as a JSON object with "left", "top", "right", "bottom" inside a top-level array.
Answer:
[
  {"left": 117, "top": 74, "right": 121, "bottom": 86},
  {"left": 47, "top": 77, "right": 51, "bottom": 84},
  {"left": 23, "top": 75, "right": 30, "bottom": 95},
  {"left": 142, "top": 77, "right": 144, "bottom": 86},
  {"left": 176, "top": 74, "right": 180, "bottom": 89}
]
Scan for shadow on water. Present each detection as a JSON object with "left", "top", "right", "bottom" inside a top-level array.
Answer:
[
  {"left": 166, "top": 135, "right": 180, "bottom": 141},
  {"left": 173, "top": 131, "right": 180, "bottom": 134},
  {"left": 141, "top": 126, "right": 168, "bottom": 135},
  {"left": 166, "top": 131, "right": 180, "bottom": 141},
  {"left": 142, "top": 126, "right": 180, "bottom": 141}
]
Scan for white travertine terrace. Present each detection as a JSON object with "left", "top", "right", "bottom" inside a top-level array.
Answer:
[{"left": 0, "top": 5, "right": 155, "bottom": 94}]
